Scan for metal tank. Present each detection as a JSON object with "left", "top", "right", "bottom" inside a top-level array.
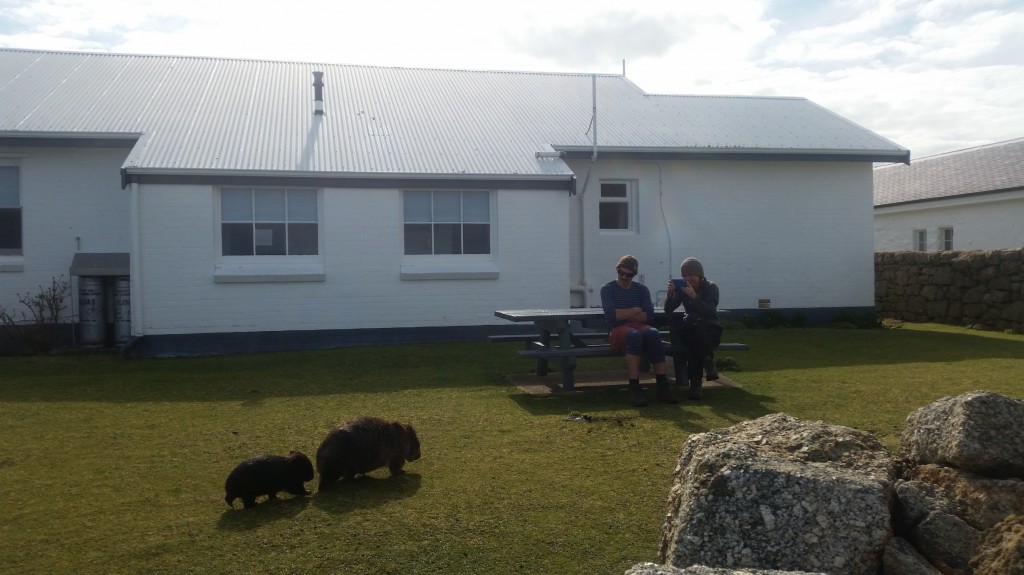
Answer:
[
  {"left": 113, "top": 276, "right": 131, "bottom": 346},
  {"left": 78, "top": 276, "right": 106, "bottom": 348}
]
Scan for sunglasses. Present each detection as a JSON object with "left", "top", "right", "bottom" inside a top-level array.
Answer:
[{"left": 617, "top": 269, "right": 637, "bottom": 278}]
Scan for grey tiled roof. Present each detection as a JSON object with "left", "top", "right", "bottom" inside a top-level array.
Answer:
[
  {"left": 874, "top": 138, "right": 1024, "bottom": 207},
  {"left": 1, "top": 48, "right": 909, "bottom": 177}
]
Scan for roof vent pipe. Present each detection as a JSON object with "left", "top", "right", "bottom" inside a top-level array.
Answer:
[{"left": 312, "top": 71, "right": 325, "bottom": 116}]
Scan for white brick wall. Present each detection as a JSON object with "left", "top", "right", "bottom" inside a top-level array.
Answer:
[
  {"left": 2, "top": 146, "right": 874, "bottom": 338},
  {"left": 875, "top": 192, "right": 1024, "bottom": 252},
  {"left": 569, "top": 159, "right": 876, "bottom": 311},
  {"left": 0, "top": 146, "right": 130, "bottom": 318},
  {"left": 136, "top": 184, "right": 569, "bottom": 335}
]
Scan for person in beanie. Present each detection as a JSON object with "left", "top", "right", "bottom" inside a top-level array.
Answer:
[
  {"left": 663, "top": 257, "right": 722, "bottom": 399},
  {"left": 600, "top": 255, "right": 676, "bottom": 406}
]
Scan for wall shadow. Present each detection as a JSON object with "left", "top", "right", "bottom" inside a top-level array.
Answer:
[{"left": 2, "top": 328, "right": 1022, "bottom": 404}]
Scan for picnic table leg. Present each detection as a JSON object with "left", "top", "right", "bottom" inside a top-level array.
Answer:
[
  {"left": 557, "top": 326, "right": 576, "bottom": 391},
  {"left": 536, "top": 330, "right": 551, "bottom": 376},
  {"left": 560, "top": 355, "right": 577, "bottom": 391},
  {"left": 672, "top": 351, "right": 686, "bottom": 385}
]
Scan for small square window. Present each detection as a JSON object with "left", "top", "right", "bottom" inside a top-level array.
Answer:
[
  {"left": 600, "top": 181, "right": 633, "bottom": 231},
  {"left": 940, "top": 227, "right": 953, "bottom": 251}
]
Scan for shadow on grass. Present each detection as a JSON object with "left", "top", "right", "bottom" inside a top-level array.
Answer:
[
  {"left": 216, "top": 494, "right": 313, "bottom": 531},
  {"left": 3, "top": 329, "right": 1021, "bottom": 403},
  {"left": 310, "top": 473, "right": 422, "bottom": 515},
  {"left": 508, "top": 379, "right": 778, "bottom": 434}
]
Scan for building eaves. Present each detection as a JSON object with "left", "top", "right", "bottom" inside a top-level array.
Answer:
[{"left": 874, "top": 137, "right": 1024, "bottom": 207}]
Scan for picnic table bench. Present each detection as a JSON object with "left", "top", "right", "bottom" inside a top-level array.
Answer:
[{"left": 492, "top": 308, "right": 748, "bottom": 391}]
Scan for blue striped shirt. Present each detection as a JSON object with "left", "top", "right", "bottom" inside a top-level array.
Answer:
[{"left": 600, "top": 280, "right": 655, "bottom": 330}]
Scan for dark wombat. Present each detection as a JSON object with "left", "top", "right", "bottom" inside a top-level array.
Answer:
[
  {"left": 316, "top": 416, "right": 421, "bottom": 490},
  {"left": 224, "top": 451, "right": 314, "bottom": 508}
]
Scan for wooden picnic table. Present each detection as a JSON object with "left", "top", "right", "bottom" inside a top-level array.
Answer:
[{"left": 492, "top": 308, "right": 745, "bottom": 392}]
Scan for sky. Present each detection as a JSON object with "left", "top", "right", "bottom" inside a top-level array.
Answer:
[{"left": 1, "top": 0, "right": 1022, "bottom": 160}]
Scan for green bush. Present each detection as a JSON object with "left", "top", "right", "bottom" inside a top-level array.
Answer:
[{"left": 0, "top": 276, "right": 71, "bottom": 355}]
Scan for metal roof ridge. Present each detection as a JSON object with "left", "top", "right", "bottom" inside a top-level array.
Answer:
[
  {"left": 876, "top": 137, "right": 1024, "bottom": 170},
  {"left": 647, "top": 93, "right": 806, "bottom": 101},
  {"left": 0, "top": 46, "right": 623, "bottom": 80}
]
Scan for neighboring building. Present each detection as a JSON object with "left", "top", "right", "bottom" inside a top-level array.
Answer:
[
  {"left": 1, "top": 48, "right": 908, "bottom": 355},
  {"left": 874, "top": 138, "right": 1024, "bottom": 252}
]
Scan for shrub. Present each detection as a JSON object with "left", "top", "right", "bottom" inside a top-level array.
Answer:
[
  {"left": 715, "top": 356, "right": 741, "bottom": 372},
  {"left": 0, "top": 276, "right": 72, "bottom": 355}
]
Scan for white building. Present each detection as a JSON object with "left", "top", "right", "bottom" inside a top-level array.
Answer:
[
  {"left": 0, "top": 48, "right": 908, "bottom": 355},
  {"left": 874, "top": 138, "right": 1024, "bottom": 252}
]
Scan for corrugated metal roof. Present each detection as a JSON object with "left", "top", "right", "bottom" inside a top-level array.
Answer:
[
  {"left": 1, "top": 48, "right": 909, "bottom": 178},
  {"left": 874, "top": 138, "right": 1024, "bottom": 207}
]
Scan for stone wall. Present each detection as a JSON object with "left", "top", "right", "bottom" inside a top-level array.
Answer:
[
  {"left": 874, "top": 249, "right": 1024, "bottom": 333},
  {"left": 632, "top": 391, "right": 1024, "bottom": 575}
]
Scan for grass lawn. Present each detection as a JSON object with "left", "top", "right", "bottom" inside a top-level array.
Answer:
[{"left": 1, "top": 323, "right": 1022, "bottom": 574}]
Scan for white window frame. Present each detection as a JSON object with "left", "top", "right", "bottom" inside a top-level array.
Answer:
[
  {"left": 0, "top": 163, "right": 21, "bottom": 257},
  {"left": 940, "top": 227, "right": 954, "bottom": 251},
  {"left": 913, "top": 229, "right": 927, "bottom": 252},
  {"left": 213, "top": 187, "right": 325, "bottom": 283},
  {"left": 598, "top": 180, "right": 636, "bottom": 232},
  {"left": 400, "top": 189, "right": 498, "bottom": 280}
]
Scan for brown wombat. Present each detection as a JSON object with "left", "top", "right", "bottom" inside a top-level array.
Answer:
[
  {"left": 316, "top": 416, "right": 421, "bottom": 490},
  {"left": 224, "top": 451, "right": 314, "bottom": 508}
]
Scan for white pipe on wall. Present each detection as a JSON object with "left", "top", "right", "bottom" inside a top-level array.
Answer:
[{"left": 129, "top": 181, "right": 144, "bottom": 336}]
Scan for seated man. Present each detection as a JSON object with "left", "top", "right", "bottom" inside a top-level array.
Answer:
[
  {"left": 600, "top": 255, "right": 676, "bottom": 406},
  {"left": 663, "top": 257, "right": 722, "bottom": 400}
]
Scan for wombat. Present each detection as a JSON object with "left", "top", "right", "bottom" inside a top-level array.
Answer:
[
  {"left": 316, "top": 416, "right": 421, "bottom": 490},
  {"left": 223, "top": 451, "right": 314, "bottom": 508}
]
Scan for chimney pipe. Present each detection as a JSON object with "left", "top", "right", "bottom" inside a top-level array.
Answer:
[{"left": 312, "top": 71, "right": 324, "bottom": 116}]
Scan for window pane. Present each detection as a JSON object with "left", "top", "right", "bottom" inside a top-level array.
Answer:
[
  {"left": 463, "top": 191, "right": 489, "bottom": 223},
  {"left": 221, "top": 189, "right": 252, "bottom": 222},
  {"left": 434, "top": 223, "right": 461, "bottom": 254},
  {"left": 254, "top": 223, "right": 286, "bottom": 255},
  {"left": 601, "top": 183, "right": 627, "bottom": 198},
  {"left": 288, "top": 223, "right": 318, "bottom": 255},
  {"left": 288, "top": 189, "right": 317, "bottom": 222},
  {"left": 404, "top": 223, "right": 432, "bottom": 254},
  {"left": 0, "top": 166, "right": 18, "bottom": 206},
  {"left": 222, "top": 223, "right": 253, "bottom": 255},
  {"left": 600, "top": 203, "right": 629, "bottom": 229},
  {"left": 404, "top": 191, "right": 432, "bottom": 222},
  {"left": 255, "top": 189, "right": 286, "bottom": 221},
  {"left": 434, "top": 191, "right": 460, "bottom": 222},
  {"left": 0, "top": 208, "right": 21, "bottom": 251},
  {"left": 464, "top": 223, "right": 490, "bottom": 254}
]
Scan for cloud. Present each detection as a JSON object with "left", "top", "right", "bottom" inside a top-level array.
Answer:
[{"left": 511, "top": 10, "right": 687, "bottom": 69}]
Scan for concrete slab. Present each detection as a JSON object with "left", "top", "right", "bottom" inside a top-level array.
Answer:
[{"left": 507, "top": 369, "right": 742, "bottom": 397}]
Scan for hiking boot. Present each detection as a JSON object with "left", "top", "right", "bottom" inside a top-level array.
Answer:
[
  {"left": 688, "top": 376, "right": 703, "bottom": 400},
  {"left": 704, "top": 356, "right": 719, "bottom": 381},
  {"left": 629, "top": 384, "right": 648, "bottom": 407}
]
